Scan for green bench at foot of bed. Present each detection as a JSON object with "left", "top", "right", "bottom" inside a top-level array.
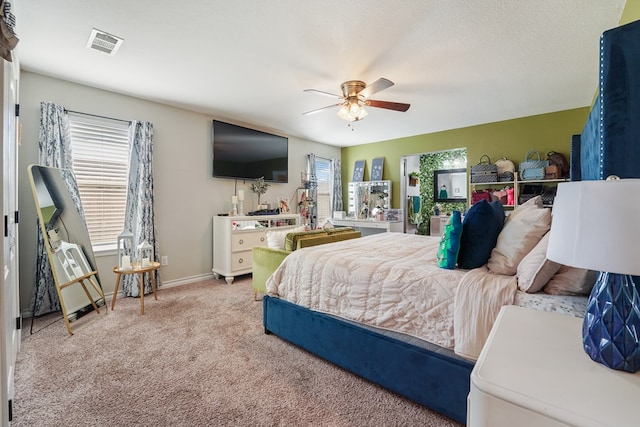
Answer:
[{"left": 252, "top": 227, "right": 361, "bottom": 299}]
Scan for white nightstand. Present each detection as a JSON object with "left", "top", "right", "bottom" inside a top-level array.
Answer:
[{"left": 468, "top": 306, "right": 640, "bottom": 427}]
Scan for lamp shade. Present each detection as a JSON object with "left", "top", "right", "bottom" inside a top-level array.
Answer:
[{"left": 547, "top": 179, "right": 640, "bottom": 276}]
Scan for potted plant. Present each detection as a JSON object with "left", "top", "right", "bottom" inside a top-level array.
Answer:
[
  {"left": 409, "top": 172, "right": 419, "bottom": 186},
  {"left": 251, "top": 176, "right": 271, "bottom": 209}
]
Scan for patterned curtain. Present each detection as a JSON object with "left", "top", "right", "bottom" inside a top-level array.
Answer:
[
  {"left": 32, "top": 102, "right": 85, "bottom": 316},
  {"left": 306, "top": 153, "right": 317, "bottom": 229},
  {"left": 331, "top": 158, "right": 343, "bottom": 212},
  {"left": 122, "top": 121, "right": 159, "bottom": 296}
]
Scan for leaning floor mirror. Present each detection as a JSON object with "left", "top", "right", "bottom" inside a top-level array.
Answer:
[{"left": 28, "top": 165, "right": 107, "bottom": 334}]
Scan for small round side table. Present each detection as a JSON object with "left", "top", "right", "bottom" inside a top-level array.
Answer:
[{"left": 111, "top": 262, "right": 160, "bottom": 314}]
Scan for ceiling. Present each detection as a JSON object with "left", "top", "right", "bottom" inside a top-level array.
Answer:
[{"left": 15, "top": 1, "right": 626, "bottom": 147}]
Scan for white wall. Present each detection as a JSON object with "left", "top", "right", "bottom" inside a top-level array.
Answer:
[{"left": 18, "top": 71, "right": 341, "bottom": 312}]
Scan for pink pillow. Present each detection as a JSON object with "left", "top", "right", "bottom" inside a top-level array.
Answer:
[
  {"left": 543, "top": 267, "right": 598, "bottom": 296},
  {"left": 516, "top": 233, "right": 561, "bottom": 293},
  {"left": 487, "top": 196, "right": 551, "bottom": 275}
]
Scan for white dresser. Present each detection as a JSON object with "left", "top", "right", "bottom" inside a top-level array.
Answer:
[
  {"left": 212, "top": 214, "right": 300, "bottom": 284},
  {"left": 330, "top": 218, "right": 403, "bottom": 236},
  {"left": 468, "top": 305, "right": 640, "bottom": 427}
]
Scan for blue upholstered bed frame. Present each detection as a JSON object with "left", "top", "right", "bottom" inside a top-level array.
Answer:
[
  {"left": 573, "top": 19, "right": 640, "bottom": 182},
  {"left": 263, "top": 296, "right": 473, "bottom": 423},
  {"left": 263, "top": 19, "right": 640, "bottom": 425}
]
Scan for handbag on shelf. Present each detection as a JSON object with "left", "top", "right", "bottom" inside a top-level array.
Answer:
[
  {"left": 506, "top": 187, "right": 515, "bottom": 205},
  {"left": 540, "top": 186, "right": 557, "bottom": 206},
  {"left": 495, "top": 157, "right": 515, "bottom": 175},
  {"left": 490, "top": 188, "right": 508, "bottom": 205},
  {"left": 471, "top": 155, "right": 498, "bottom": 183},
  {"left": 545, "top": 164, "right": 559, "bottom": 180},
  {"left": 518, "top": 184, "right": 544, "bottom": 205},
  {"left": 547, "top": 151, "right": 570, "bottom": 178},
  {"left": 471, "top": 189, "right": 492, "bottom": 205},
  {"left": 498, "top": 171, "right": 514, "bottom": 182},
  {"left": 519, "top": 150, "right": 548, "bottom": 181}
]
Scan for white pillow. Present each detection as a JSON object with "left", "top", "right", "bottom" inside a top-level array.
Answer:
[
  {"left": 487, "top": 196, "right": 551, "bottom": 275},
  {"left": 516, "top": 232, "right": 561, "bottom": 293},
  {"left": 266, "top": 226, "right": 306, "bottom": 249}
]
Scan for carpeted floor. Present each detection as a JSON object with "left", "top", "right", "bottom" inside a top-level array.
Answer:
[{"left": 14, "top": 276, "right": 462, "bottom": 426}]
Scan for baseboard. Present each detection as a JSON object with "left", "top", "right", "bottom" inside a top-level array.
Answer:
[
  {"left": 160, "top": 272, "right": 215, "bottom": 289},
  {"left": 21, "top": 273, "right": 216, "bottom": 319}
]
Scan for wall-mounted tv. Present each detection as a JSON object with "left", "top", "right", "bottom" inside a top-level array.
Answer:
[{"left": 212, "top": 120, "right": 288, "bottom": 183}]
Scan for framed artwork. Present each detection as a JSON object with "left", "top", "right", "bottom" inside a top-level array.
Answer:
[
  {"left": 352, "top": 160, "right": 365, "bottom": 182},
  {"left": 371, "top": 157, "right": 384, "bottom": 181}
]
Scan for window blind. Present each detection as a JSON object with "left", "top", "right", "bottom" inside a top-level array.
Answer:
[
  {"left": 314, "top": 157, "right": 332, "bottom": 225},
  {"left": 68, "top": 113, "right": 130, "bottom": 246}
]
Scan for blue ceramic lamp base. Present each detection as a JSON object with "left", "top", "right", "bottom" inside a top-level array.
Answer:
[{"left": 582, "top": 272, "right": 640, "bottom": 373}]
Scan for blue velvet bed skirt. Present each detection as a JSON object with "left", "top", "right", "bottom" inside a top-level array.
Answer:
[{"left": 263, "top": 295, "right": 474, "bottom": 424}]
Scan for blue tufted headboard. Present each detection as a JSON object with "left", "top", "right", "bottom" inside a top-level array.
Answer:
[{"left": 573, "top": 19, "right": 640, "bottom": 181}]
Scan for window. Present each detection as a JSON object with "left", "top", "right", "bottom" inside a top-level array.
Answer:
[
  {"left": 67, "top": 113, "right": 130, "bottom": 248},
  {"left": 313, "top": 157, "right": 333, "bottom": 226}
]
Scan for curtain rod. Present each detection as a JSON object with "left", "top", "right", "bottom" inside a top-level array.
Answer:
[{"left": 64, "top": 109, "right": 132, "bottom": 124}]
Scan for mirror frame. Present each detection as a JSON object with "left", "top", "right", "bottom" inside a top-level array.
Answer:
[
  {"left": 433, "top": 168, "right": 468, "bottom": 203},
  {"left": 28, "top": 165, "right": 106, "bottom": 334}
]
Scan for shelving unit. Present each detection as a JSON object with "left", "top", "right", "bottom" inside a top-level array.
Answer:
[
  {"left": 468, "top": 173, "right": 568, "bottom": 209},
  {"left": 297, "top": 179, "right": 317, "bottom": 229}
]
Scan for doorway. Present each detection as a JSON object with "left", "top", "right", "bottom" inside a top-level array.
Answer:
[{"left": 400, "top": 148, "right": 467, "bottom": 235}]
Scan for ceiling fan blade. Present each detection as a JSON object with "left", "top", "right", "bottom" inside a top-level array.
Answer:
[
  {"left": 365, "top": 99, "right": 411, "bottom": 112},
  {"left": 303, "top": 103, "right": 342, "bottom": 115},
  {"left": 303, "top": 88, "right": 343, "bottom": 99},
  {"left": 358, "top": 78, "right": 394, "bottom": 98}
]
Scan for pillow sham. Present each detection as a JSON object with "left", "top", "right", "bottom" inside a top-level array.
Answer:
[
  {"left": 266, "top": 225, "right": 306, "bottom": 249},
  {"left": 543, "top": 267, "right": 598, "bottom": 296},
  {"left": 516, "top": 232, "right": 561, "bottom": 293},
  {"left": 487, "top": 196, "right": 551, "bottom": 276},
  {"left": 457, "top": 200, "right": 505, "bottom": 269},
  {"left": 437, "top": 211, "right": 463, "bottom": 270}
]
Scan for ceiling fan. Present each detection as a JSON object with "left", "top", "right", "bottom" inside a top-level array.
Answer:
[{"left": 303, "top": 78, "right": 410, "bottom": 122}]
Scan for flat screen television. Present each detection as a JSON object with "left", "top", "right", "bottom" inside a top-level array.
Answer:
[{"left": 212, "top": 120, "right": 288, "bottom": 183}]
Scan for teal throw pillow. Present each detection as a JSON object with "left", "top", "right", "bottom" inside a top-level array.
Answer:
[{"left": 437, "top": 211, "right": 463, "bottom": 270}]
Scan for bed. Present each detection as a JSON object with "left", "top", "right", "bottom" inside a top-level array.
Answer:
[{"left": 262, "top": 18, "right": 640, "bottom": 424}]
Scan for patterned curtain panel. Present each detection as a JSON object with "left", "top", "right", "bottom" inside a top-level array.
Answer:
[
  {"left": 306, "top": 153, "right": 317, "bottom": 229},
  {"left": 32, "top": 102, "right": 81, "bottom": 316},
  {"left": 331, "top": 158, "right": 343, "bottom": 212},
  {"left": 122, "top": 121, "right": 159, "bottom": 296}
]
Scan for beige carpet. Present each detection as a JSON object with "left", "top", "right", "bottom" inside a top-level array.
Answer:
[{"left": 14, "top": 277, "right": 462, "bottom": 426}]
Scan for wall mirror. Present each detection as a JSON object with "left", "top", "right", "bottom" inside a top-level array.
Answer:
[
  {"left": 347, "top": 180, "right": 392, "bottom": 219},
  {"left": 433, "top": 168, "right": 467, "bottom": 203},
  {"left": 28, "top": 165, "right": 106, "bottom": 334}
]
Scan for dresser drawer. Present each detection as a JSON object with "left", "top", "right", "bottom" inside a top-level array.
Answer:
[
  {"left": 231, "top": 251, "right": 252, "bottom": 271},
  {"left": 232, "top": 231, "right": 267, "bottom": 251}
]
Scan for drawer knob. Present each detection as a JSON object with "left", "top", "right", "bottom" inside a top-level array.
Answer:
[
  {"left": 239, "top": 239, "right": 244, "bottom": 245},
  {"left": 238, "top": 258, "right": 243, "bottom": 264},
  {"left": 260, "top": 237, "right": 265, "bottom": 242}
]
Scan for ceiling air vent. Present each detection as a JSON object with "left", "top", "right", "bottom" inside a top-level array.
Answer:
[{"left": 86, "top": 28, "right": 123, "bottom": 55}]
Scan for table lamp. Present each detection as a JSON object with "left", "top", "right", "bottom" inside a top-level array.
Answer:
[{"left": 547, "top": 177, "right": 640, "bottom": 373}]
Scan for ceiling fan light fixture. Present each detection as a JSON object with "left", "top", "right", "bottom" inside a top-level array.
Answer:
[
  {"left": 307, "top": 78, "right": 408, "bottom": 122},
  {"left": 337, "top": 99, "right": 368, "bottom": 122},
  {"left": 337, "top": 104, "right": 350, "bottom": 121}
]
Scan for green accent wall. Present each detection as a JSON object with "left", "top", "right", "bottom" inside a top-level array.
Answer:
[{"left": 341, "top": 107, "right": 589, "bottom": 208}]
